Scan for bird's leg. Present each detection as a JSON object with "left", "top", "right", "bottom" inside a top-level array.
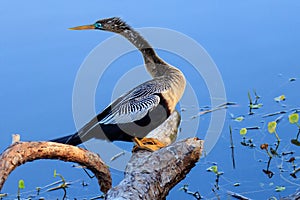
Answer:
[{"left": 132, "top": 137, "right": 166, "bottom": 152}]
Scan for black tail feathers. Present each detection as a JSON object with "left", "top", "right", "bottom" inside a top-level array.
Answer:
[{"left": 49, "top": 133, "right": 83, "bottom": 146}]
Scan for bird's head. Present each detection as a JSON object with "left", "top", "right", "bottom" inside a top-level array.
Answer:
[{"left": 69, "top": 17, "right": 130, "bottom": 34}]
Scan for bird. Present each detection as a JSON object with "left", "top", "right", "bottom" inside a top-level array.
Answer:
[{"left": 50, "top": 17, "right": 186, "bottom": 151}]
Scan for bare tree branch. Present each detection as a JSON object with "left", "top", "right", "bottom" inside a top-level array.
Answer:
[
  {"left": 0, "top": 110, "right": 204, "bottom": 199},
  {"left": 0, "top": 141, "right": 111, "bottom": 193},
  {"left": 146, "top": 110, "right": 181, "bottom": 145},
  {"left": 105, "top": 138, "right": 203, "bottom": 200}
]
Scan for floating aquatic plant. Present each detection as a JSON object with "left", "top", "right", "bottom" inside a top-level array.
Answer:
[
  {"left": 17, "top": 179, "right": 25, "bottom": 200},
  {"left": 206, "top": 165, "right": 218, "bottom": 174},
  {"left": 248, "top": 90, "right": 263, "bottom": 115},
  {"left": 275, "top": 186, "right": 285, "bottom": 192},
  {"left": 207, "top": 164, "right": 223, "bottom": 196},
  {"left": 274, "top": 95, "right": 286, "bottom": 102},
  {"left": 48, "top": 170, "right": 70, "bottom": 199},
  {"left": 239, "top": 128, "right": 247, "bottom": 135},
  {"left": 179, "top": 184, "right": 202, "bottom": 200},
  {"left": 233, "top": 115, "right": 245, "bottom": 122},
  {"left": 289, "top": 113, "right": 299, "bottom": 125},
  {"left": 288, "top": 113, "right": 300, "bottom": 146},
  {"left": 268, "top": 121, "right": 280, "bottom": 142}
]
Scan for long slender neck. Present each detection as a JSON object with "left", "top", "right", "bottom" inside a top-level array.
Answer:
[
  {"left": 120, "top": 28, "right": 153, "bottom": 56},
  {"left": 116, "top": 23, "right": 186, "bottom": 111},
  {"left": 119, "top": 27, "right": 178, "bottom": 78}
]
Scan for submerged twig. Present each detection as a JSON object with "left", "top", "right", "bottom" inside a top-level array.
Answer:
[
  {"left": 262, "top": 111, "right": 287, "bottom": 118},
  {"left": 194, "top": 102, "right": 237, "bottom": 117},
  {"left": 227, "top": 191, "right": 252, "bottom": 200},
  {"left": 229, "top": 126, "right": 236, "bottom": 169}
]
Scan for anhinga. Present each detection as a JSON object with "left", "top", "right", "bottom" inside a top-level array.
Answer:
[{"left": 51, "top": 17, "right": 186, "bottom": 151}]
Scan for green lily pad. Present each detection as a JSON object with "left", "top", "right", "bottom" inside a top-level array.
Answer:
[
  {"left": 18, "top": 179, "right": 25, "bottom": 189},
  {"left": 240, "top": 128, "right": 247, "bottom": 135},
  {"left": 268, "top": 121, "right": 277, "bottom": 133},
  {"left": 289, "top": 113, "right": 299, "bottom": 124},
  {"left": 206, "top": 165, "right": 218, "bottom": 174}
]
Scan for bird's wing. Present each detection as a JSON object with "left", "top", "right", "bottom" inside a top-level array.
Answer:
[{"left": 100, "top": 79, "right": 169, "bottom": 124}]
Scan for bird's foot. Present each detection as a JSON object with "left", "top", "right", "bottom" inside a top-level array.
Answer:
[{"left": 132, "top": 137, "right": 166, "bottom": 152}]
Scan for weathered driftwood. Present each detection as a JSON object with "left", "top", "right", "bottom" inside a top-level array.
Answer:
[
  {"left": 0, "top": 110, "right": 204, "bottom": 199},
  {"left": 0, "top": 141, "right": 111, "bottom": 193},
  {"left": 105, "top": 138, "right": 203, "bottom": 200},
  {"left": 103, "top": 111, "right": 202, "bottom": 199},
  {"left": 145, "top": 110, "right": 181, "bottom": 145}
]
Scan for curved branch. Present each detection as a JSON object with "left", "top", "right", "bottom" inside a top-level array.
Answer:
[
  {"left": 0, "top": 141, "right": 111, "bottom": 193},
  {"left": 0, "top": 110, "right": 201, "bottom": 199}
]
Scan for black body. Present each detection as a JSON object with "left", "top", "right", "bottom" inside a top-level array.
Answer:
[{"left": 50, "top": 94, "right": 170, "bottom": 145}]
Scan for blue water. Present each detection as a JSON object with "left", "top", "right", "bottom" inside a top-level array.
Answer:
[{"left": 1, "top": 1, "right": 300, "bottom": 199}]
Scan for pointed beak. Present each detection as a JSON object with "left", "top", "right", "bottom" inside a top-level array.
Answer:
[{"left": 68, "top": 24, "right": 95, "bottom": 30}]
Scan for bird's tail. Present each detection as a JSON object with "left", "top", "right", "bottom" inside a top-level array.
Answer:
[{"left": 49, "top": 132, "right": 83, "bottom": 146}]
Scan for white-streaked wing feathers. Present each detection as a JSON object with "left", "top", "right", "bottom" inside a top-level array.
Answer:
[
  {"left": 100, "top": 95, "right": 160, "bottom": 124},
  {"left": 100, "top": 80, "right": 169, "bottom": 124}
]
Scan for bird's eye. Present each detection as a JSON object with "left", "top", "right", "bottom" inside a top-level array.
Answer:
[{"left": 94, "top": 22, "right": 102, "bottom": 29}]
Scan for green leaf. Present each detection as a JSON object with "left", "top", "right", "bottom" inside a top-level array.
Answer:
[
  {"left": 206, "top": 165, "right": 218, "bottom": 174},
  {"left": 234, "top": 116, "right": 245, "bottom": 122},
  {"left": 53, "top": 169, "right": 57, "bottom": 178},
  {"left": 240, "top": 128, "right": 247, "bottom": 135},
  {"left": 18, "top": 179, "right": 25, "bottom": 189},
  {"left": 275, "top": 186, "right": 285, "bottom": 192},
  {"left": 289, "top": 113, "right": 299, "bottom": 124},
  {"left": 268, "top": 121, "right": 277, "bottom": 133}
]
